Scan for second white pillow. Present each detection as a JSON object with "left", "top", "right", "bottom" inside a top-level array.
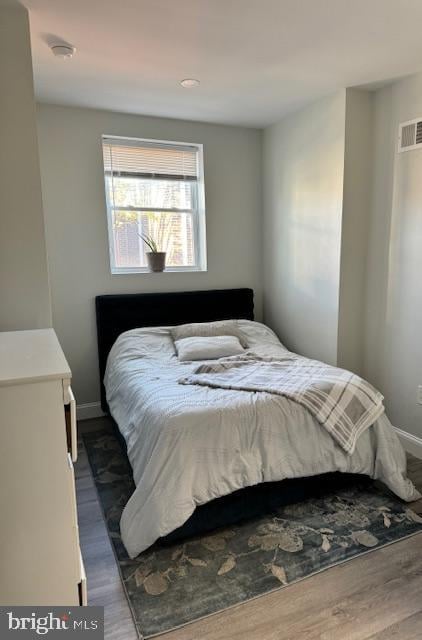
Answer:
[{"left": 174, "top": 335, "right": 244, "bottom": 362}]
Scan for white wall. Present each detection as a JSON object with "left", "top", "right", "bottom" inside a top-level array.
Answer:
[
  {"left": 262, "top": 91, "right": 346, "bottom": 365},
  {"left": 36, "top": 104, "right": 262, "bottom": 404},
  {"left": 365, "top": 72, "right": 422, "bottom": 439},
  {"left": 0, "top": 4, "right": 51, "bottom": 330}
]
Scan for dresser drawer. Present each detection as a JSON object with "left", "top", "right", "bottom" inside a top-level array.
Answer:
[{"left": 0, "top": 377, "right": 82, "bottom": 604}]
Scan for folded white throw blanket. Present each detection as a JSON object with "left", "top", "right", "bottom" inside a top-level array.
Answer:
[{"left": 179, "top": 354, "right": 385, "bottom": 454}]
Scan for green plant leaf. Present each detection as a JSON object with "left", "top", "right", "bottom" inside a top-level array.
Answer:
[{"left": 138, "top": 233, "right": 159, "bottom": 253}]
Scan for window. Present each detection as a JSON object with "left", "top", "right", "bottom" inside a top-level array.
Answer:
[{"left": 102, "top": 136, "right": 207, "bottom": 273}]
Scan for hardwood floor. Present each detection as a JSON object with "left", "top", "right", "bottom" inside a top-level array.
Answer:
[{"left": 76, "top": 417, "right": 422, "bottom": 640}]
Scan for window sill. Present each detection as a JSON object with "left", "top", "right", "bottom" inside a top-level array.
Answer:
[{"left": 111, "top": 266, "right": 207, "bottom": 275}]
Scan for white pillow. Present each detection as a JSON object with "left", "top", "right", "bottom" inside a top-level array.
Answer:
[
  {"left": 174, "top": 335, "right": 244, "bottom": 362},
  {"left": 171, "top": 320, "right": 249, "bottom": 348}
]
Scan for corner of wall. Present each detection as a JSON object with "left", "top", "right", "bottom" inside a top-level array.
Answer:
[{"left": 337, "top": 88, "right": 374, "bottom": 375}]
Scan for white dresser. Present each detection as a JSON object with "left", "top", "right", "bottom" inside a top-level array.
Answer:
[{"left": 0, "top": 329, "right": 86, "bottom": 605}]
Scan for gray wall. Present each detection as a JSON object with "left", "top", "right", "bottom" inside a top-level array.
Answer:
[
  {"left": 365, "top": 72, "right": 422, "bottom": 439},
  {"left": 0, "top": 4, "right": 51, "bottom": 330},
  {"left": 262, "top": 91, "right": 346, "bottom": 365},
  {"left": 36, "top": 104, "right": 262, "bottom": 404},
  {"left": 337, "top": 89, "right": 374, "bottom": 375}
]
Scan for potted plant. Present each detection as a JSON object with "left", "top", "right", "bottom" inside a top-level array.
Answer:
[{"left": 139, "top": 234, "right": 166, "bottom": 272}]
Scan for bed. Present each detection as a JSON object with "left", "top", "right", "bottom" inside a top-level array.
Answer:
[{"left": 96, "top": 288, "right": 419, "bottom": 558}]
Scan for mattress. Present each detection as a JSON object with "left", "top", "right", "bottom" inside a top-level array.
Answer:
[{"left": 104, "top": 320, "right": 420, "bottom": 558}]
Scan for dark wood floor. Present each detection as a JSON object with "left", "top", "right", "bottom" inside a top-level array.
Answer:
[{"left": 76, "top": 417, "right": 422, "bottom": 640}]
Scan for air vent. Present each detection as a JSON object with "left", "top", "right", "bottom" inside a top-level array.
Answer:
[{"left": 398, "top": 118, "right": 422, "bottom": 152}]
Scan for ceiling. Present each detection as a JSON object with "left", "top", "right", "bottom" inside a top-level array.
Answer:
[{"left": 23, "top": 0, "right": 422, "bottom": 127}]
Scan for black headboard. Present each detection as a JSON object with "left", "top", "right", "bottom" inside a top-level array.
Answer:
[{"left": 96, "top": 288, "right": 254, "bottom": 412}]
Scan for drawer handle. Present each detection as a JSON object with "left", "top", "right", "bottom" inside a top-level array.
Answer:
[{"left": 68, "top": 387, "right": 78, "bottom": 462}]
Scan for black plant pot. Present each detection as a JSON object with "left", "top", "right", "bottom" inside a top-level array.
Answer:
[{"left": 146, "top": 252, "right": 166, "bottom": 272}]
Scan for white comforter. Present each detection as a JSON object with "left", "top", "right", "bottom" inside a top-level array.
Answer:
[{"left": 104, "top": 320, "right": 420, "bottom": 558}]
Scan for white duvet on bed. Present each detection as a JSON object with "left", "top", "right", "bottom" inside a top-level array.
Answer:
[{"left": 104, "top": 320, "right": 420, "bottom": 558}]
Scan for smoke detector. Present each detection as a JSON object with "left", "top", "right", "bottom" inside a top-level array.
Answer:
[
  {"left": 180, "top": 78, "right": 200, "bottom": 88},
  {"left": 51, "top": 44, "right": 76, "bottom": 59}
]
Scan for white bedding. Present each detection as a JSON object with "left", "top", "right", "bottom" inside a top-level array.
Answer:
[{"left": 104, "top": 320, "right": 420, "bottom": 559}]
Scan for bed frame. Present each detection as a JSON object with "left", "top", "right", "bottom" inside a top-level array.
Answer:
[{"left": 95, "top": 287, "right": 368, "bottom": 544}]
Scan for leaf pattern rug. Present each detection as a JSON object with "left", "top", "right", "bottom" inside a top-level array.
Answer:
[{"left": 82, "top": 427, "right": 422, "bottom": 639}]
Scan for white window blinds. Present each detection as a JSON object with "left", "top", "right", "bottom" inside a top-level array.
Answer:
[{"left": 102, "top": 137, "right": 198, "bottom": 181}]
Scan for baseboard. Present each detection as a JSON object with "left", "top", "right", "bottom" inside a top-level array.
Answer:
[
  {"left": 394, "top": 427, "right": 422, "bottom": 460},
  {"left": 77, "top": 401, "right": 105, "bottom": 421}
]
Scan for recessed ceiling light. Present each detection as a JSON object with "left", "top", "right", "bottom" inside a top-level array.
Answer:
[
  {"left": 51, "top": 44, "right": 76, "bottom": 59},
  {"left": 180, "top": 78, "right": 200, "bottom": 88}
]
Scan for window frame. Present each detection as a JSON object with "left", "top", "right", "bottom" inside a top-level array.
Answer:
[{"left": 102, "top": 135, "right": 207, "bottom": 274}]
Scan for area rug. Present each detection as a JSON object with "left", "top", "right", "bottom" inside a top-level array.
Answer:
[{"left": 82, "top": 427, "right": 422, "bottom": 639}]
